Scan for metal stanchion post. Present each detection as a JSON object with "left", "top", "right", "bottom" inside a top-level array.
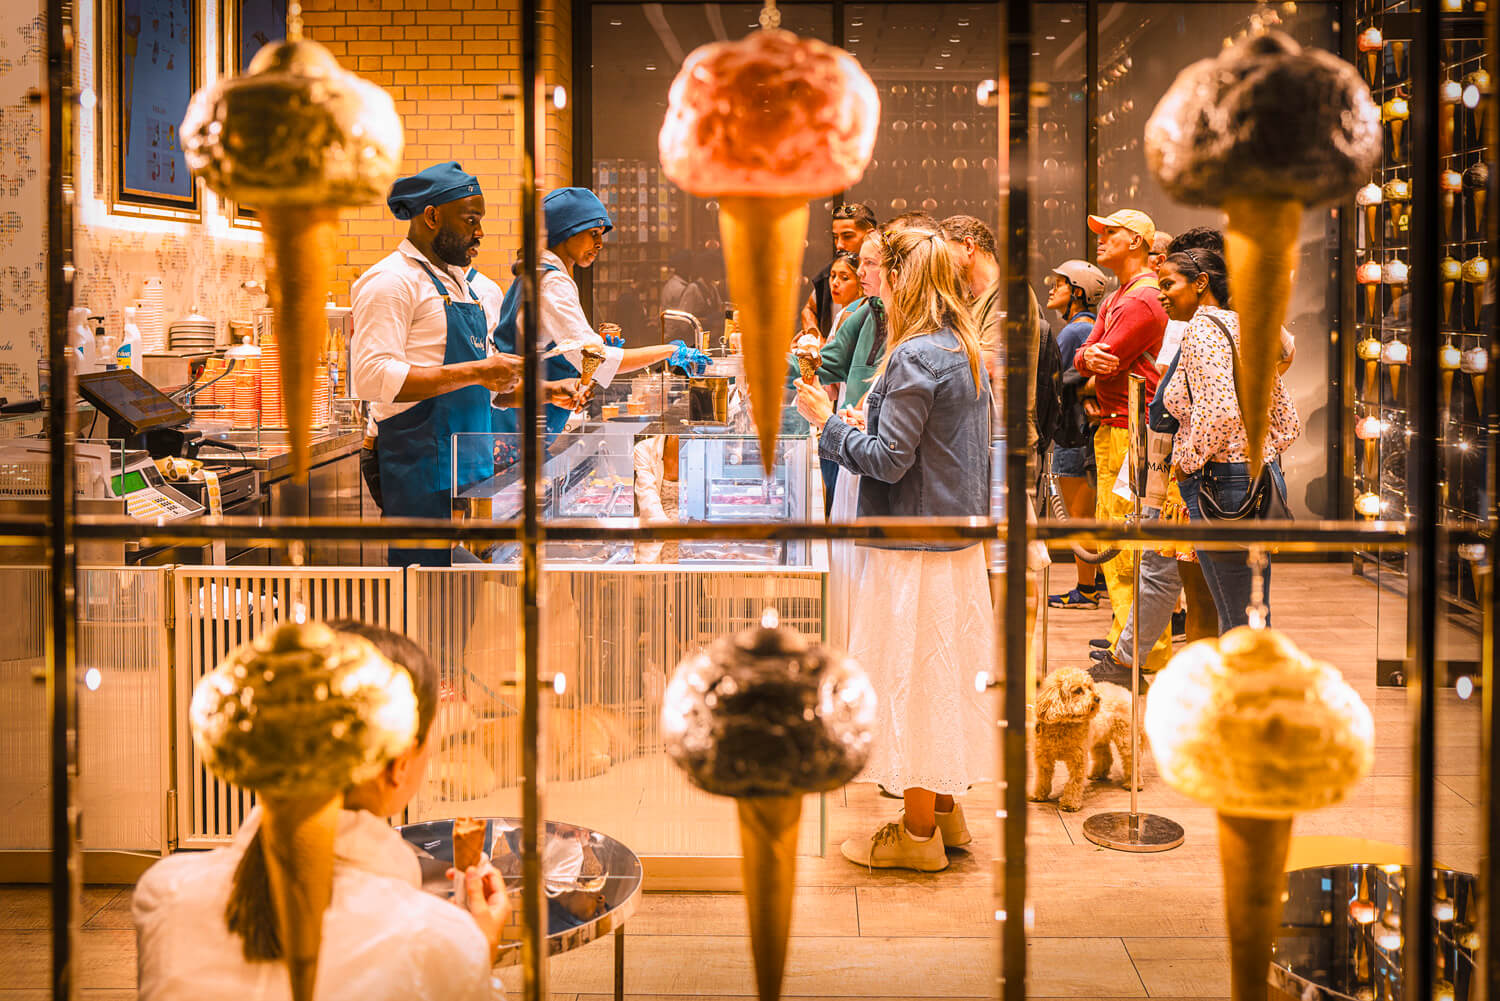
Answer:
[{"left": 1083, "top": 375, "right": 1184, "bottom": 852}]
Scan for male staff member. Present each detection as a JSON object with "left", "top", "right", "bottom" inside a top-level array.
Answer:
[
  {"left": 1074, "top": 208, "right": 1171, "bottom": 674},
  {"left": 351, "top": 161, "right": 530, "bottom": 567}
]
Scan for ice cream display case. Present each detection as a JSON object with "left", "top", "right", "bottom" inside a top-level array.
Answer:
[{"left": 678, "top": 431, "right": 816, "bottom": 566}]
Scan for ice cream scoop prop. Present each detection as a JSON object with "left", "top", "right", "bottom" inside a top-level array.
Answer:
[
  {"left": 1383, "top": 179, "right": 1411, "bottom": 238},
  {"left": 660, "top": 29, "right": 878, "bottom": 471},
  {"left": 1441, "top": 79, "right": 1463, "bottom": 154},
  {"left": 1357, "top": 261, "right": 1383, "bottom": 319},
  {"left": 1441, "top": 344, "right": 1463, "bottom": 414},
  {"left": 1146, "top": 31, "right": 1380, "bottom": 474},
  {"left": 1382, "top": 339, "right": 1408, "bottom": 402},
  {"left": 662, "top": 609, "right": 875, "bottom": 1001},
  {"left": 1355, "top": 415, "right": 1383, "bottom": 481},
  {"left": 1356, "top": 27, "right": 1382, "bottom": 83},
  {"left": 1441, "top": 170, "right": 1463, "bottom": 239},
  {"left": 1463, "top": 346, "right": 1489, "bottom": 410},
  {"left": 190, "top": 621, "right": 419, "bottom": 1001},
  {"left": 1144, "top": 627, "right": 1374, "bottom": 1001},
  {"left": 1382, "top": 96, "right": 1409, "bottom": 161},
  {"left": 181, "top": 34, "right": 402, "bottom": 481},
  {"left": 1463, "top": 256, "right": 1489, "bottom": 328},
  {"left": 1465, "top": 163, "right": 1488, "bottom": 237}
]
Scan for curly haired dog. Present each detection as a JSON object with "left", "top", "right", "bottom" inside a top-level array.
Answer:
[{"left": 1030, "top": 666, "right": 1139, "bottom": 811}]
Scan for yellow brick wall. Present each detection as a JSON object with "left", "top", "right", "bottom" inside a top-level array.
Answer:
[{"left": 298, "top": 0, "right": 573, "bottom": 300}]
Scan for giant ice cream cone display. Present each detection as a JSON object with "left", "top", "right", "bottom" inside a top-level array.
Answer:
[
  {"left": 1441, "top": 256, "right": 1462, "bottom": 325},
  {"left": 660, "top": 28, "right": 878, "bottom": 471},
  {"left": 190, "top": 622, "right": 419, "bottom": 1001},
  {"left": 1440, "top": 344, "right": 1462, "bottom": 414},
  {"left": 1145, "top": 627, "right": 1373, "bottom": 1001},
  {"left": 1355, "top": 183, "right": 1382, "bottom": 244},
  {"left": 181, "top": 32, "right": 402, "bottom": 481},
  {"left": 1146, "top": 31, "right": 1380, "bottom": 475},
  {"left": 1357, "top": 337, "right": 1383, "bottom": 404},
  {"left": 662, "top": 610, "right": 875, "bottom": 1001}
]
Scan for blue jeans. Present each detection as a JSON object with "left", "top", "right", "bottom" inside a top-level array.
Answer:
[
  {"left": 820, "top": 457, "right": 840, "bottom": 516},
  {"left": 1179, "top": 461, "right": 1282, "bottom": 632}
]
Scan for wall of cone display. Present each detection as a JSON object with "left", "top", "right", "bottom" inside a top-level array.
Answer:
[{"left": 1351, "top": 1, "right": 1493, "bottom": 610}]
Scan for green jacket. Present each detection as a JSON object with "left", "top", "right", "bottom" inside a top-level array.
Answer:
[{"left": 815, "top": 296, "right": 885, "bottom": 407}]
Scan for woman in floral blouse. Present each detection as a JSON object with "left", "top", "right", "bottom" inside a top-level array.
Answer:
[{"left": 1160, "top": 249, "right": 1301, "bottom": 630}]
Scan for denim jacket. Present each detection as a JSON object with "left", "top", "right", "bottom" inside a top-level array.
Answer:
[{"left": 819, "top": 327, "right": 992, "bottom": 550}]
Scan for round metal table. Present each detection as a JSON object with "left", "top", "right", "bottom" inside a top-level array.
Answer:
[
  {"left": 1271, "top": 864, "right": 1479, "bottom": 1001},
  {"left": 397, "top": 817, "right": 643, "bottom": 999}
]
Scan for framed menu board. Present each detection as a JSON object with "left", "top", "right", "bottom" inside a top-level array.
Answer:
[
  {"left": 112, "top": 0, "right": 199, "bottom": 210},
  {"left": 234, "top": 0, "right": 287, "bottom": 73}
]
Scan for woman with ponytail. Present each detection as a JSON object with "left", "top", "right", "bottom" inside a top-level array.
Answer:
[
  {"left": 794, "top": 227, "right": 994, "bottom": 873},
  {"left": 134, "top": 623, "right": 509, "bottom": 1000}
]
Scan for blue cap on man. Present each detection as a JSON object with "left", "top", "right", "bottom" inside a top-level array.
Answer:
[
  {"left": 544, "top": 187, "right": 613, "bottom": 245},
  {"left": 387, "top": 161, "right": 482, "bottom": 220}
]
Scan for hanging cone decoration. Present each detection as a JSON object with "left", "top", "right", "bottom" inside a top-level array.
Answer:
[
  {"left": 659, "top": 27, "right": 878, "bottom": 474},
  {"left": 189, "top": 622, "right": 420, "bottom": 1001},
  {"left": 661, "top": 611, "right": 875, "bottom": 1001},
  {"left": 181, "top": 32, "right": 403, "bottom": 482},
  {"left": 1145, "top": 627, "right": 1374, "bottom": 1001},
  {"left": 1143, "top": 31, "right": 1380, "bottom": 477},
  {"left": 736, "top": 796, "right": 804, "bottom": 1001},
  {"left": 719, "top": 196, "right": 813, "bottom": 470},
  {"left": 1223, "top": 197, "right": 1300, "bottom": 474},
  {"left": 1218, "top": 814, "right": 1293, "bottom": 1001}
]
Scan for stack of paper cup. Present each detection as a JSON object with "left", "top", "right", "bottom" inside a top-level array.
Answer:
[
  {"left": 260, "top": 330, "right": 286, "bottom": 429},
  {"left": 138, "top": 277, "right": 167, "bottom": 354}
]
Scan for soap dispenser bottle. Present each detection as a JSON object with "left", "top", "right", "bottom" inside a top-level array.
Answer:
[
  {"left": 69, "top": 306, "right": 97, "bottom": 373},
  {"left": 118, "top": 304, "right": 143, "bottom": 370},
  {"left": 93, "top": 315, "right": 117, "bottom": 370}
]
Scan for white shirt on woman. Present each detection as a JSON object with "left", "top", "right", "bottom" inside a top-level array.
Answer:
[{"left": 133, "top": 806, "right": 498, "bottom": 1001}]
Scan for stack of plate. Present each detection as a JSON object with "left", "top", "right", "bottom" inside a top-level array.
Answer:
[{"left": 168, "top": 312, "right": 217, "bottom": 353}]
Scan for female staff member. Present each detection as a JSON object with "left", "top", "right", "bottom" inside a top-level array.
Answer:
[
  {"left": 794, "top": 227, "right": 993, "bottom": 873},
  {"left": 133, "top": 624, "right": 509, "bottom": 1000},
  {"left": 492, "top": 188, "right": 709, "bottom": 440},
  {"left": 1161, "top": 249, "right": 1301, "bottom": 630}
]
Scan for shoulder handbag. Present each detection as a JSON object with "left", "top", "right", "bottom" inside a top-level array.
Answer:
[{"left": 1194, "top": 314, "right": 1291, "bottom": 522}]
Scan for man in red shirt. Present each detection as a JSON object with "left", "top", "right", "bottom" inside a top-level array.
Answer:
[{"left": 1074, "top": 209, "right": 1171, "bottom": 671}]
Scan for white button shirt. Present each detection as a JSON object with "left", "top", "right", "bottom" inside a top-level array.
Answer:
[
  {"left": 133, "top": 806, "right": 499, "bottom": 1001},
  {"left": 538, "top": 249, "right": 624, "bottom": 387},
  {"left": 351, "top": 239, "right": 501, "bottom": 424}
]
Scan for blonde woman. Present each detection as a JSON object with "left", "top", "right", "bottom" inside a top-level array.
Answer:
[{"left": 794, "top": 227, "right": 994, "bottom": 872}]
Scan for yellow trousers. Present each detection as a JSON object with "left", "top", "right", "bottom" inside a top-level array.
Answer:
[{"left": 1093, "top": 424, "right": 1173, "bottom": 671}]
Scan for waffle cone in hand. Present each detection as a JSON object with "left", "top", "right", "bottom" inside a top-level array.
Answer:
[
  {"left": 1223, "top": 196, "right": 1299, "bottom": 475},
  {"left": 260, "top": 793, "right": 343, "bottom": 1001},
  {"left": 1217, "top": 813, "right": 1292, "bottom": 1001},
  {"left": 263, "top": 206, "right": 340, "bottom": 482},
  {"left": 797, "top": 356, "right": 819, "bottom": 383},
  {"left": 736, "top": 795, "right": 803, "bottom": 1001},
  {"left": 719, "top": 195, "right": 810, "bottom": 473}
]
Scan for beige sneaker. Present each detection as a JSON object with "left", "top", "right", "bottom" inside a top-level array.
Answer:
[
  {"left": 841, "top": 821, "right": 948, "bottom": 872},
  {"left": 934, "top": 804, "right": 972, "bottom": 848}
]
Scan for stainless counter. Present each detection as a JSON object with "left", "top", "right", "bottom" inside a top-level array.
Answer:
[{"left": 200, "top": 428, "right": 365, "bottom": 481}]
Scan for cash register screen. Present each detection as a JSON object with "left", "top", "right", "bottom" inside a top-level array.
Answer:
[
  {"left": 78, "top": 369, "right": 190, "bottom": 433},
  {"left": 111, "top": 469, "right": 148, "bottom": 495}
]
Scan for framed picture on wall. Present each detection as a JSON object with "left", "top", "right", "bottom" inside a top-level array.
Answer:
[
  {"left": 221, "top": 0, "right": 287, "bottom": 223},
  {"left": 110, "top": 0, "right": 199, "bottom": 212}
]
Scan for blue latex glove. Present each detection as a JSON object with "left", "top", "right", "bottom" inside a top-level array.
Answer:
[
  {"left": 603, "top": 333, "right": 625, "bottom": 348},
  {"left": 667, "top": 343, "right": 710, "bottom": 376}
]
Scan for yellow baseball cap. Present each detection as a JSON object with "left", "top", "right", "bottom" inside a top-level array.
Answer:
[{"left": 1087, "top": 209, "right": 1156, "bottom": 240}]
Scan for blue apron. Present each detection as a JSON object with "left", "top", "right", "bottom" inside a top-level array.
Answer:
[
  {"left": 375, "top": 260, "right": 493, "bottom": 567},
  {"left": 491, "top": 262, "right": 580, "bottom": 443}
]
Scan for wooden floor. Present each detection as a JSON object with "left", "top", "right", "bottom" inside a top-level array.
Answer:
[{"left": 0, "top": 564, "right": 1484, "bottom": 1000}]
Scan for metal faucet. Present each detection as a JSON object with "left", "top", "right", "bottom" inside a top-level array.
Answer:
[{"left": 659, "top": 309, "right": 706, "bottom": 352}]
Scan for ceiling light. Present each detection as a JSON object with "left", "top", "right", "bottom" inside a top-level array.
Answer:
[
  {"left": 645, "top": 64, "right": 657, "bottom": 71},
  {"left": 1045, "top": 35, "right": 1056, "bottom": 40},
  {"left": 609, "top": 18, "right": 621, "bottom": 25}
]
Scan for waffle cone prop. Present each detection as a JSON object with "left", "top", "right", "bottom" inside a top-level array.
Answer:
[
  {"left": 1145, "top": 627, "right": 1373, "bottom": 1001},
  {"left": 262, "top": 208, "right": 340, "bottom": 476},
  {"left": 720, "top": 195, "right": 813, "bottom": 468},
  {"left": 1145, "top": 31, "right": 1380, "bottom": 474},
  {"left": 259, "top": 794, "right": 343, "bottom": 1001},
  {"left": 660, "top": 29, "right": 877, "bottom": 472},
  {"left": 578, "top": 343, "right": 608, "bottom": 387},
  {"left": 737, "top": 795, "right": 804, "bottom": 1001},
  {"left": 182, "top": 36, "right": 402, "bottom": 481},
  {"left": 663, "top": 610, "right": 875, "bottom": 1001},
  {"left": 1358, "top": 338, "right": 1382, "bottom": 404},
  {"left": 1217, "top": 814, "right": 1294, "bottom": 1001},
  {"left": 1223, "top": 197, "right": 1298, "bottom": 474},
  {"left": 190, "top": 622, "right": 419, "bottom": 1001}
]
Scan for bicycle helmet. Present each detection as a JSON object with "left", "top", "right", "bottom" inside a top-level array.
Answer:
[{"left": 1050, "top": 259, "right": 1108, "bottom": 307}]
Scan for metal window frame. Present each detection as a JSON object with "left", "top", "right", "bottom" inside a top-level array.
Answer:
[{"left": 33, "top": 2, "right": 1497, "bottom": 1000}]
